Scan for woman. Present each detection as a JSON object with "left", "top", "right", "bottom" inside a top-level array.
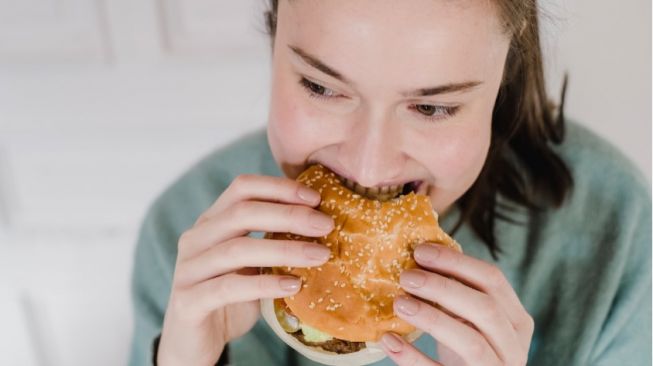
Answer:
[{"left": 129, "top": 0, "right": 651, "bottom": 365}]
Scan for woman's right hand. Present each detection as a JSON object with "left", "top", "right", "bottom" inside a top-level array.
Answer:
[{"left": 156, "top": 174, "right": 334, "bottom": 366}]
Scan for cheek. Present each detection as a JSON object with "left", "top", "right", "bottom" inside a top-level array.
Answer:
[
  {"left": 416, "top": 122, "right": 491, "bottom": 187},
  {"left": 268, "top": 73, "right": 332, "bottom": 168}
]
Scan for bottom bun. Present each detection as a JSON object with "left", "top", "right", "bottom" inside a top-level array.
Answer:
[{"left": 260, "top": 298, "right": 422, "bottom": 366}]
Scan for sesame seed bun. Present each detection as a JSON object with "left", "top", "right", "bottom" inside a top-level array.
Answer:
[{"left": 261, "top": 164, "right": 461, "bottom": 364}]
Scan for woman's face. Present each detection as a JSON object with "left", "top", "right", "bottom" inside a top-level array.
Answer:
[{"left": 267, "top": 0, "right": 510, "bottom": 214}]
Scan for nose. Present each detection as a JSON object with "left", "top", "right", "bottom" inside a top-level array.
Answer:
[{"left": 338, "top": 114, "right": 403, "bottom": 187}]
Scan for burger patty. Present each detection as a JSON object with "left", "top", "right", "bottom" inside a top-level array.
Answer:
[{"left": 291, "top": 331, "right": 366, "bottom": 354}]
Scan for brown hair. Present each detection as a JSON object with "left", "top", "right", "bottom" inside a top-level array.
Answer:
[{"left": 264, "top": 0, "right": 573, "bottom": 259}]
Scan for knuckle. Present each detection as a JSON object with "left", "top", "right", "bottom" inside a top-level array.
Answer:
[
  {"left": 447, "top": 250, "right": 464, "bottom": 267},
  {"left": 228, "top": 174, "right": 254, "bottom": 196},
  {"left": 172, "top": 265, "right": 192, "bottom": 288},
  {"left": 212, "top": 275, "right": 233, "bottom": 299},
  {"left": 169, "top": 290, "right": 199, "bottom": 319},
  {"left": 230, "top": 200, "right": 250, "bottom": 218},
  {"left": 233, "top": 173, "right": 255, "bottom": 187},
  {"left": 436, "top": 275, "right": 455, "bottom": 292},
  {"left": 194, "top": 212, "right": 210, "bottom": 226},
  {"left": 177, "top": 230, "right": 195, "bottom": 249},
  {"left": 284, "top": 204, "right": 306, "bottom": 223},
  {"left": 257, "top": 274, "right": 272, "bottom": 293},
  {"left": 479, "top": 296, "right": 500, "bottom": 321},
  {"left": 521, "top": 313, "right": 535, "bottom": 334},
  {"left": 280, "top": 241, "right": 296, "bottom": 259},
  {"left": 486, "top": 266, "right": 506, "bottom": 290},
  {"left": 220, "top": 239, "right": 240, "bottom": 259},
  {"left": 424, "top": 308, "right": 443, "bottom": 335},
  {"left": 465, "top": 335, "right": 488, "bottom": 361}
]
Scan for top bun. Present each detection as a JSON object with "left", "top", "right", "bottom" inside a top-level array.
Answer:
[{"left": 268, "top": 164, "right": 461, "bottom": 342}]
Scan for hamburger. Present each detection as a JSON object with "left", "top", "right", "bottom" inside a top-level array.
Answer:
[{"left": 261, "top": 164, "right": 461, "bottom": 365}]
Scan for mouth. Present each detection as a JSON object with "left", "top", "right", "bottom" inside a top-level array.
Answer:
[{"left": 338, "top": 176, "right": 423, "bottom": 201}]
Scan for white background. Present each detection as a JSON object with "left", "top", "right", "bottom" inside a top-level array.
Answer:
[{"left": 0, "top": 1, "right": 650, "bottom": 365}]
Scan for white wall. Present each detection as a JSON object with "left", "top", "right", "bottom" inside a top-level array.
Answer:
[
  {"left": 541, "top": 0, "right": 651, "bottom": 180},
  {"left": 0, "top": 1, "right": 649, "bottom": 365}
]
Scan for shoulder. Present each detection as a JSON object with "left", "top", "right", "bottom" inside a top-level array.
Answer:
[
  {"left": 141, "top": 128, "right": 276, "bottom": 246},
  {"left": 556, "top": 121, "right": 650, "bottom": 213},
  {"left": 538, "top": 120, "right": 651, "bottom": 263}
]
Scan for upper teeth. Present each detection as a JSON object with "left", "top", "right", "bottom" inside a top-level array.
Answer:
[{"left": 341, "top": 177, "right": 405, "bottom": 201}]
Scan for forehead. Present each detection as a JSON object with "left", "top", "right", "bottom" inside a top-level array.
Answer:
[{"left": 277, "top": 0, "right": 509, "bottom": 88}]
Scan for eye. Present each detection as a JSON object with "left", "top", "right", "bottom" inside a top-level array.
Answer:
[
  {"left": 299, "top": 77, "right": 341, "bottom": 99},
  {"left": 410, "top": 103, "right": 459, "bottom": 122}
]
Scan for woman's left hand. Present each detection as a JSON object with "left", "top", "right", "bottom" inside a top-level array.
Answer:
[{"left": 380, "top": 244, "right": 534, "bottom": 366}]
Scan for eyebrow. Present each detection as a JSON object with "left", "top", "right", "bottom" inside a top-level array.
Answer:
[
  {"left": 289, "top": 45, "right": 351, "bottom": 83},
  {"left": 289, "top": 45, "right": 483, "bottom": 97}
]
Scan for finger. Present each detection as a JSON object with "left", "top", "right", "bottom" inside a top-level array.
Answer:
[
  {"left": 380, "top": 332, "right": 442, "bottom": 366},
  {"left": 400, "top": 269, "right": 519, "bottom": 363},
  {"left": 179, "top": 201, "right": 334, "bottom": 259},
  {"left": 177, "top": 237, "right": 331, "bottom": 286},
  {"left": 197, "top": 174, "right": 322, "bottom": 225},
  {"left": 394, "top": 295, "right": 501, "bottom": 366},
  {"left": 414, "top": 244, "right": 532, "bottom": 335},
  {"left": 176, "top": 274, "right": 301, "bottom": 321}
]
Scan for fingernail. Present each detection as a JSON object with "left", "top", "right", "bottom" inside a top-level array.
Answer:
[
  {"left": 279, "top": 277, "right": 301, "bottom": 292},
  {"left": 304, "top": 244, "right": 331, "bottom": 261},
  {"left": 298, "top": 186, "right": 320, "bottom": 204},
  {"left": 414, "top": 244, "right": 440, "bottom": 264},
  {"left": 400, "top": 270, "right": 426, "bottom": 288},
  {"left": 309, "top": 211, "right": 334, "bottom": 231},
  {"left": 381, "top": 333, "right": 403, "bottom": 353},
  {"left": 395, "top": 296, "right": 419, "bottom": 316}
]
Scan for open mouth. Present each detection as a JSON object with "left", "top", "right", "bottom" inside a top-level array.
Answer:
[{"left": 337, "top": 176, "right": 423, "bottom": 201}]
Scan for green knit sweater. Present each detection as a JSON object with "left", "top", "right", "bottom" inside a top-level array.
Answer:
[{"left": 129, "top": 122, "right": 651, "bottom": 365}]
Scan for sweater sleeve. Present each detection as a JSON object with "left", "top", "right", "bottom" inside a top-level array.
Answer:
[
  {"left": 589, "top": 182, "right": 652, "bottom": 365},
  {"left": 127, "top": 159, "right": 231, "bottom": 365},
  {"left": 128, "top": 200, "right": 180, "bottom": 366},
  {"left": 127, "top": 132, "right": 284, "bottom": 365}
]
